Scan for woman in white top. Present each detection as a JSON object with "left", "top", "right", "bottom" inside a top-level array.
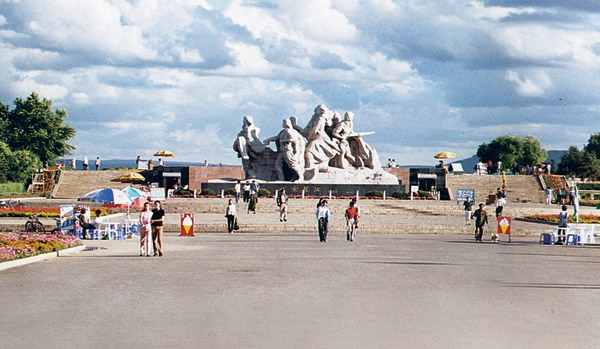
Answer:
[
  {"left": 225, "top": 199, "right": 237, "bottom": 233},
  {"left": 139, "top": 202, "right": 153, "bottom": 256},
  {"left": 316, "top": 199, "right": 330, "bottom": 242}
]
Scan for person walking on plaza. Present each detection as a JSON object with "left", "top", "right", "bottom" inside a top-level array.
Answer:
[
  {"left": 572, "top": 187, "right": 580, "bottom": 222},
  {"left": 277, "top": 188, "right": 288, "bottom": 222},
  {"left": 82, "top": 156, "right": 89, "bottom": 171},
  {"left": 234, "top": 180, "right": 241, "bottom": 203},
  {"left": 95, "top": 156, "right": 101, "bottom": 170},
  {"left": 151, "top": 201, "right": 165, "bottom": 257},
  {"left": 139, "top": 202, "right": 153, "bottom": 256},
  {"left": 243, "top": 180, "right": 251, "bottom": 203},
  {"left": 545, "top": 187, "right": 553, "bottom": 205},
  {"left": 345, "top": 200, "right": 359, "bottom": 242},
  {"left": 495, "top": 195, "right": 506, "bottom": 220},
  {"left": 71, "top": 158, "right": 76, "bottom": 170},
  {"left": 248, "top": 188, "right": 258, "bottom": 214},
  {"left": 472, "top": 203, "right": 488, "bottom": 242},
  {"left": 463, "top": 196, "right": 473, "bottom": 225},
  {"left": 225, "top": 199, "right": 237, "bottom": 234},
  {"left": 557, "top": 205, "right": 569, "bottom": 245},
  {"left": 351, "top": 198, "right": 361, "bottom": 219},
  {"left": 316, "top": 199, "right": 330, "bottom": 243}
]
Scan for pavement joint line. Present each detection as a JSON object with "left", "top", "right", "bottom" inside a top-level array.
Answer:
[{"left": 0, "top": 244, "right": 86, "bottom": 272}]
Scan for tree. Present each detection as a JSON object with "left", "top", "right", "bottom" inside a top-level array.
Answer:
[
  {"left": 1, "top": 92, "right": 76, "bottom": 165},
  {"left": 557, "top": 146, "right": 600, "bottom": 179},
  {"left": 476, "top": 135, "right": 547, "bottom": 169},
  {"left": 584, "top": 132, "right": 600, "bottom": 160},
  {"left": 0, "top": 141, "right": 42, "bottom": 183}
]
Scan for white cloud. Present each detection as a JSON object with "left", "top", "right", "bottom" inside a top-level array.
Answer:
[
  {"left": 71, "top": 92, "right": 89, "bottom": 105},
  {"left": 217, "top": 41, "right": 273, "bottom": 77},
  {"left": 505, "top": 70, "right": 552, "bottom": 97},
  {"left": 2, "top": 0, "right": 600, "bottom": 166}
]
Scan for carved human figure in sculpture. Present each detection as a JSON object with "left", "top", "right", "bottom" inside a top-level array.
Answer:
[
  {"left": 331, "top": 112, "right": 358, "bottom": 169},
  {"left": 233, "top": 115, "right": 267, "bottom": 160},
  {"left": 233, "top": 115, "right": 276, "bottom": 179},
  {"left": 303, "top": 105, "right": 339, "bottom": 169},
  {"left": 289, "top": 115, "right": 305, "bottom": 135},
  {"left": 264, "top": 119, "right": 306, "bottom": 181},
  {"left": 344, "top": 112, "right": 382, "bottom": 170}
]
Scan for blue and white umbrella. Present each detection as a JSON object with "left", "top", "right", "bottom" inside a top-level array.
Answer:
[
  {"left": 78, "top": 188, "right": 133, "bottom": 207},
  {"left": 120, "top": 186, "right": 147, "bottom": 200}
]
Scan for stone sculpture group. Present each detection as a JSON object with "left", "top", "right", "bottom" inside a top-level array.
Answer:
[{"left": 233, "top": 104, "right": 398, "bottom": 184}]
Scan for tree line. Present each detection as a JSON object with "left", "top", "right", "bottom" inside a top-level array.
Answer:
[
  {"left": 0, "top": 92, "right": 76, "bottom": 183},
  {"left": 477, "top": 133, "right": 600, "bottom": 179}
]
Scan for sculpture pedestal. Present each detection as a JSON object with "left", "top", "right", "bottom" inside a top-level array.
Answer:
[{"left": 303, "top": 167, "right": 399, "bottom": 185}]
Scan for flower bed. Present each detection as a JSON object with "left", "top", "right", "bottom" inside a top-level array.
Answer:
[
  {"left": 524, "top": 214, "right": 600, "bottom": 224},
  {"left": 0, "top": 232, "right": 82, "bottom": 263},
  {"left": 0, "top": 207, "right": 115, "bottom": 218}
]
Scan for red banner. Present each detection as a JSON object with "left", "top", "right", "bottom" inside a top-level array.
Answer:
[
  {"left": 497, "top": 216, "right": 511, "bottom": 235},
  {"left": 180, "top": 213, "right": 194, "bottom": 236}
]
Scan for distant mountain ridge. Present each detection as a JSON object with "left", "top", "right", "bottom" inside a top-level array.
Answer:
[
  {"left": 61, "top": 150, "right": 567, "bottom": 172},
  {"left": 58, "top": 158, "right": 223, "bottom": 170}
]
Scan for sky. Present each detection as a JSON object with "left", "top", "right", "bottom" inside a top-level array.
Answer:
[{"left": 1, "top": 0, "right": 600, "bottom": 166}]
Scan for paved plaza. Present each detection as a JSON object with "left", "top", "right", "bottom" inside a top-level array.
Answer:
[{"left": 2, "top": 232, "right": 600, "bottom": 348}]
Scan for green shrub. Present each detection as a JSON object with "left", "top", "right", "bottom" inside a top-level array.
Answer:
[
  {"left": 577, "top": 183, "right": 600, "bottom": 190},
  {"left": 224, "top": 188, "right": 236, "bottom": 196},
  {"left": 0, "top": 182, "right": 26, "bottom": 195},
  {"left": 258, "top": 188, "right": 271, "bottom": 197},
  {"left": 417, "top": 190, "right": 432, "bottom": 198},
  {"left": 392, "top": 191, "right": 409, "bottom": 199},
  {"left": 365, "top": 190, "right": 383, "bottom": 198},
  {"left": 200, "top": 189, "right": 216, "bottom": 196}
]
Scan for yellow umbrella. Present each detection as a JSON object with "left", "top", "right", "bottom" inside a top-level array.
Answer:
[
  {"left": 118, "top": 172, "right": 145, "bottom": 182},
  {"left": 154, "top": 150, "right": 175, "bottom": 157},
  {"left": 434, "top": 152, "right": 456, "bottom": 159}
]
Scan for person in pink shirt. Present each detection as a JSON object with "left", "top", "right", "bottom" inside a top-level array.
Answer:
[{"left": 139, "top": 202, "right": 153, "bottom": 256}]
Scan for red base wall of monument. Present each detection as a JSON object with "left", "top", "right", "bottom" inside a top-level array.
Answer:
[{"left": 188, "top": 166, "right": 245, "bottom": 190}]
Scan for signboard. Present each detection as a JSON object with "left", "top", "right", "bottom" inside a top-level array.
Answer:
[
  {"left": 137, "top": 161, "right": 149, "bottom": 170},
  {"left": 163, "top": 172, "right": 181, "bottom": 178},
  {"left": 498, "top": 216, "right": 511, "bottom": 235},
  {"left": 180, "top": 213, "right": 194, "bottom": 236},
  {"left": 150, "top": 187, "right": 166, "bottom": 201},
  {"left": 449, "top": 163, "right": 464, "bottom": 173},
  {"left": 417, "top": 173, "right": 437, "bottom": 179},
  {"left": 457, "top": 189, "right": 475, "bottom": 202},
  {"left": 59, "top": 205, "right": 75, "bottom": 232},
  {"left": 410, "top": 185, "right": 419, "bottom": 193}
]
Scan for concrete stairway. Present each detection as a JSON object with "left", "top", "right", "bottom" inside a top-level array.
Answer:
[
  {"left": 51, "top": 170, "right": 136, "bottom": 199},
  {"left": 446, "top": 174, "right": 545, "bottom": 204}
]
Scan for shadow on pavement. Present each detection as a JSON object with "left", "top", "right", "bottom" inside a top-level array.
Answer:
[
  {"left": 502, "top": 283, "right": 600, "bottom": 290},
  {"left": 363, "top": 261, "right": 460, "bottom": 266}
]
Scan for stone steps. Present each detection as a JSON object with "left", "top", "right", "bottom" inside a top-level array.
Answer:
[
  {"left": 446, "top": 174, "right": 545, "bottom": 204},
  {"left": 52, "top": 170, "right": 140, "bottom": 199}
]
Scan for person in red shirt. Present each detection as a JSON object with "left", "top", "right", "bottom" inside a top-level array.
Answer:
[{"left": 345, "top": 200, "right": 359, "bottom": 242}]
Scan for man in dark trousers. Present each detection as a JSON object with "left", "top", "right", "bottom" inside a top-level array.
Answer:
[{"left": 471, "top": 203, "right": 488, "bottom": 242}]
